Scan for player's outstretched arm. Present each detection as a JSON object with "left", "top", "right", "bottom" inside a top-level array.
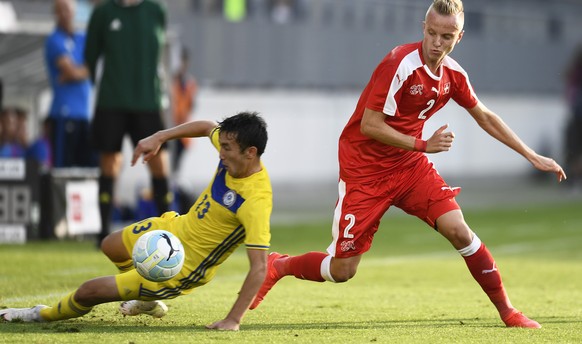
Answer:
[
  {"left": 527, "top": 154, "right": 567, "bottom": 182},
  {"left": 132, "top": 119, "right": 218, "bottom": 166},
  {"left": 467, "top": 102, "right": 567, "bottom": 182},
  {"left": 361, "top": 108, "right": 454, "bottom": 153},
  {"left": 206, "top": 249, "right": 268, "bottom": 331}
]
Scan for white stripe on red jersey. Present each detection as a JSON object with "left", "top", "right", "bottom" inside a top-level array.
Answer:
[{"left": 339, "top": 41, "right": 479, "bottom": 183}]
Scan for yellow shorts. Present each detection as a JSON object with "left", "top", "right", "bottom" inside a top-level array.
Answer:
[{"left": 115, "top": 211, "right": 215, "bottom": 301}]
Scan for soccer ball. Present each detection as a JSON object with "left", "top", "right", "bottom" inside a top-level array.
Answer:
[{"left": 132, "top": 230, "right": 185, "bottom": 282}]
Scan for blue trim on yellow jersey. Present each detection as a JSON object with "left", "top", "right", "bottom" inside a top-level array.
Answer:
[
  {"left": 139, "top": 225, "right": 246, "bottom": 299},
  {"left": 211, "top": 162, "right": 246, "bottom": 213},
  {"left": 246, "top": 244, "right": 270, "bottom": 249}
]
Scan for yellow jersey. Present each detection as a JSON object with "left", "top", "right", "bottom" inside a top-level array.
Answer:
[{"left": 136, "top": 128, "right": 272, "bottom": 299}]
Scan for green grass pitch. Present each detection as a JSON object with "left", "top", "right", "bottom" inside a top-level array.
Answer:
[{"left": 1, "top": 201, "right": 581, "bottom": 343}]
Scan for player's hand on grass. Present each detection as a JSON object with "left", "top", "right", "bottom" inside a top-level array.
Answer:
[
  {"left": 205, "top": 318, "right": 240, "bottom": 331},
  {"left": 426, "top": 124, "right": 455, "bottom": 153},
  {"left": 529, "top": 154, "right": 567, "bottom": 182}
]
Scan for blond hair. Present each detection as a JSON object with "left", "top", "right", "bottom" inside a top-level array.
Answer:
[{"left": 427, "top": 0, "right": 464, "bottom": 17}]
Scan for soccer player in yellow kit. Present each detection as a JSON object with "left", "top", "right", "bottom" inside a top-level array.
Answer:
[{"left": 0, "top": 112, "right": 272, "bottom": 331}]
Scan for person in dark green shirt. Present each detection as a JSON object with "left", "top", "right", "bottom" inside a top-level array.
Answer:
[{"left": 85, "top": 0, "right": 171, "bottom": 246}]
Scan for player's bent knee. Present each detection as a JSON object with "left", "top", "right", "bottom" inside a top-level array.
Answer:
[
  {"left": 332, "top": 275, "right": 351, "bottom": 283},
  {"left": 332, "top": 272, "right": 355, "bottom": 283},
  {"left": 101, "top": 231, "right": 130, "bottom": 262},
  {"left": 330, "top": 256, "right": 361, "bottom": 282},
  {"left": 75, "top": 277, "right": 120, "bottom": 306},
  {"left": 331, "top": 267, "right": 358, "bottom": 282},
  {"left": 438, "top": 223, "right": 473, "bottom": 248},
  {"left": 74, "top": 282, "right": 99, "bottom": 306}
]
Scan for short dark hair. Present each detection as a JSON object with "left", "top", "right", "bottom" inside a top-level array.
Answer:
[{"left": 218, "top": 111, "right": 268, "bottom": 156}]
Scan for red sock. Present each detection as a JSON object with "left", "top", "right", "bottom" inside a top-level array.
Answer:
[
  {"left": 277, "top": 251, "right": 327, "bottom": 282},
  {"left": 463, "top": 243, "right": 514, "bottom": 318}
]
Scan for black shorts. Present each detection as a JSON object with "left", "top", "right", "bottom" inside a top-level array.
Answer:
[{"left": 91, "top": 108, "right": 166, "bottom": 152}]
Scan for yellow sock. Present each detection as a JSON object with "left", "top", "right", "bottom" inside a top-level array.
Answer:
[
  {"left": 114, "top": 258, "right": 134, "bottom": 273},
  {"left": 39, "top": 291, "right": 92, "bottom": 321}
]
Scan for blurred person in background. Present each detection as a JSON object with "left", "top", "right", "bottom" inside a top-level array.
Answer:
[
  {"left": 250, "top": 0, "right": 566, "bottom": 329},
  {"left": 270, "top": 0, "right": 293, "bottom": 24},
  {"left": 0, "top": 107, "right": 26, "bottom": 158},
  {"left": 0, "top": 107, "right": 51, "bottom": 169},
  {"left": 190, "top": 0, "right": 222, "bottom": 16},
  {"left": 171, "top": 46, "right": 198, "bottom": 172},
  {"left": 223, "top": 0, "right": 247, "bottom": 22},
  {"left": 45, "top": 0, "right": 97, "bottom": 169},
  {"left": 171, "top": 46, "right": 199, "bottom": 214},
  {"left": 26, "top": 118, "right": 53, "bottom": 171},
  {"left": 85, "top": 0, "right": 171, "bottom": 246},
  {"left": 16, "top": 107, "right": 52, "bottom": 170},
  {"left": 564, "top": 45, "right": 582, "bottom": 190}
]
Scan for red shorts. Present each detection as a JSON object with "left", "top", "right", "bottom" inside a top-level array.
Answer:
[{"left": 327, "top": 158, "right": 461, "bottom": 258}]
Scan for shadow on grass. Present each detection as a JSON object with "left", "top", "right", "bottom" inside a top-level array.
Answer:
[{"left": 1, "top": 316, "right": 576, "bottom": 334}]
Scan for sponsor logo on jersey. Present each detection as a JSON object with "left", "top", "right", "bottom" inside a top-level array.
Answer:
[{"left": 409, "top": 84, "right": 424, "bottom": 95}]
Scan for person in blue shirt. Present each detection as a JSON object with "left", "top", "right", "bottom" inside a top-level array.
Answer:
[
  {"left": 24, "top": 115, "right": 53, "bottom": 171},
  {"left": 0, "top": 106, "right": 52, "bottom": 170},
  {"left": 44, "top": 0, "right": 96, "bottom": 168},
  {"left": 0, "top": 107, "right": 27, "bottom": 158}
]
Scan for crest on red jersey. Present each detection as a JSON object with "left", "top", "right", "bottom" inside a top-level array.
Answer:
[
  {"left": 409, "top": 84, "right": 424, "bottom": 95},
  {"left": 444, "top": 82, "right": 451, "bottom": 94}
]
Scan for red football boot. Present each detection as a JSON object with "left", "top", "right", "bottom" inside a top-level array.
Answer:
[
  {"left": 250, "top": 252, "right": 288, "bottom": 310},
  {"left": 502, "top": 310, "right": 542, "bottom": 328}
]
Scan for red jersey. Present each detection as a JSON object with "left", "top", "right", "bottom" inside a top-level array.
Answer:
[{"left": 339, "top": 41, "right": 479, "bottom": 183}]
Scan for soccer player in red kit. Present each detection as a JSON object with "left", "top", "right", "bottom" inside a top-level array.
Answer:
[{"left": 250, "top": 0, "right": 566, "bottom": 328}]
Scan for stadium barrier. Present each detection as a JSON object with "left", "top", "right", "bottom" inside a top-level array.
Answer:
[
  {"left": 0, "top": 158, "right": 39, "bottom": 244},
  {"left": 39, "top": 167, "right": 100, "bottom": 240}
]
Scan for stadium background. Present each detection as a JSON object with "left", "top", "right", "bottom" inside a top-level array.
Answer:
[{"left": 1, "top": 0, "right": 581, "bottom": 227}]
